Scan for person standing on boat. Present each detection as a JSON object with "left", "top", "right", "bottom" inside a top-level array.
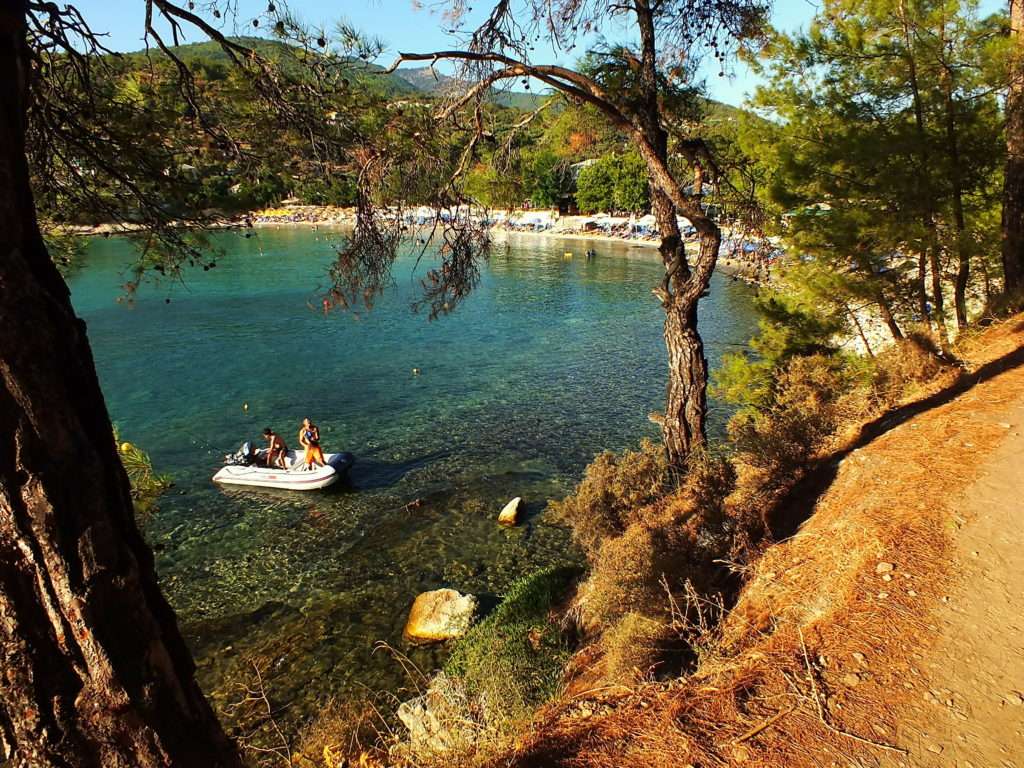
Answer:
[
  {"left": 298, "top": 418, "right": 325, "bottom": 469},
  {"left": 262, "top": 427, "right": 288, "bottom": 469}
]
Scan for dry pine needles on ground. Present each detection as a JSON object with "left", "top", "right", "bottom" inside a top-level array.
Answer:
[{"left": 490, "top": 315, "right": 1024, "bottom": 768}]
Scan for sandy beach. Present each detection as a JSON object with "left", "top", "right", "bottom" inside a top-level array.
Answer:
[{"left": 60, "top": 204, "right": 771, "bottom": 284}]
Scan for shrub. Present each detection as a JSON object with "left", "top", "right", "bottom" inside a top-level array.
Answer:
[
  {"left": 547, "top": 439, "right": 669, "bottom": 560},
  {"left": 443, "top": 565, "right": 581, "bottom": 729},
  {"left": 729, "top": 354, "right": 862, "bottom": 482},
  {"left": 711, "top": 350, "right": 774, "bottom": 411},
  {"left": 560, "top": 443, "right": 740, "bottom": 633},
  {"left": 576, "top": 509, "right": 708, "bottom": 631},
  {"left": 712, "top": 287, "right": 846, "bottom": 412},
  {"left": 871, "top": 332, "right": 947, "bottom": 405},
  {"left": 295, "top": 697, "right": 384, "bottom": 768},
  {"left": 683, "top": 448, "right": 737, "bottom": 527},
  {"left": 602, "top": 613, "right": 669, "bottom": 684}
]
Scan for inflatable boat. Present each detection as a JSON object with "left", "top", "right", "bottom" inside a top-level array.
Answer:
[{"left": 213, "top": 445, "right": 354, "bottom": 491}]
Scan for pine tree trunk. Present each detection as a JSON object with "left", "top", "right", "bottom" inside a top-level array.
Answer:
[
  {"left": 917, "top": 250, "right": 929, "bottom": 326},
  {"left": 663, "top": 296, "right": 708, "bottom": 462},
  {"left": 1004, "top": 0, "right": 1024, "bottom": 294},
  {"left": 899, "top": 0, "right": 952, "bottom": 349},
  {"left": 0, "top": 4, "right": 240, "bottom": 766},
  {"left": 630, "top": 1, "right": 719, "bottom": 469},
  {"left": 648, "top": 177, "right": 718, "bottom": 468},
  {"left": 928, "top": 241, "right": 953, "bottom": 350},
  {"left": 940, "top": 52, "right": 970, "bottom": 328},
  {"left": 877, "top": 298, "right": 904, "bottom": 343}
]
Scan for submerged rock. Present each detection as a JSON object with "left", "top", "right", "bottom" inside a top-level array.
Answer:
[
  {"left": 498, "top": 496, "right": 523, "bottom": 526},
  {"left": 404, "top": 589, "right": 477, "bottom": 644}
]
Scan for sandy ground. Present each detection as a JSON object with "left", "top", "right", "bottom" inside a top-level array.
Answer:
[{"left": 883, "top": 395, "right": 1024, "bottom": 767}]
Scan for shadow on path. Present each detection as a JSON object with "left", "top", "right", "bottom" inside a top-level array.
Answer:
[{"left": 768, "top": 344, "right": 1024, "bottom": 541}]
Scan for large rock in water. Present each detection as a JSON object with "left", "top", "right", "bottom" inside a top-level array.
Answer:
[
  {"left": 497, "top": 496, "right": 523, "bottom": 526},
  {"left": 404, "top": 589, "right": 477, "bottom": 644}
]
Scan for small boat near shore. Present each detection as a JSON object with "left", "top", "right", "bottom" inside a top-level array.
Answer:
[{"left": 213, "top": 446, "right": 354, "bottom": 491}]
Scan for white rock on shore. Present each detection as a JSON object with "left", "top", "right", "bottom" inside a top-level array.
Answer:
[
  {"left": 403, "top": 589, "right": 477, "bottom": 644},
  {"left": 396, "top": 672, "right": 474, "bottom": 755},
  {"left": 498, "top": 496, "right": 523, "bottom": 526}
]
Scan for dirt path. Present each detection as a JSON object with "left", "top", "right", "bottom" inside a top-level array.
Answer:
[
  {"left": 490, "top": 320, "right": 1024, "bottom": 768},
  {"left": 885, "top": 396, "right": 1024, "bottom": 767}
]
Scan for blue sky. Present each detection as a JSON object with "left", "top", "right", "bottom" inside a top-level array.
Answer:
[{"left": 70, "top": 0, "right": 1003, "bottom": 106}]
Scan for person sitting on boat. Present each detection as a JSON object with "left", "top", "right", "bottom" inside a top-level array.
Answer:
[
  {"left": 262, "top": 428, "right": 288, "bottom": 469},
  {"left": 298, "top": 418, "right": 325, "bottom": 470}
]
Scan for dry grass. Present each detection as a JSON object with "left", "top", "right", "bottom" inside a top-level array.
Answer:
[
  {"left": 484, "top": 313, "right": 1024, "bottom": 768},
  {"left": 601, "top": 613, "right": 670, "bottom": 685},
  {"left": 294, "top": 697, "right": 393, "bottom": 768},
  {"left": 547, "top": 438, "right": 669, "bottom": 560}
]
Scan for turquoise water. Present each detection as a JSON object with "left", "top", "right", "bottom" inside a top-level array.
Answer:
[{"left": 68, "top": 227, "right": 758, "bottom": 722}]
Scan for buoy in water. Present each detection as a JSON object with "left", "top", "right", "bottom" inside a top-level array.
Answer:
[
  {"left": 243, "top": 402, "right": 249, "bottom": 411},
  {"left": 412, "top": 368, "right": 421, "bottom": 376}
]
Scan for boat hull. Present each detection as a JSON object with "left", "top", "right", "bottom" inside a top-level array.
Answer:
[{"left": 213, "top": 450, "right": 354, "bottom": 491}]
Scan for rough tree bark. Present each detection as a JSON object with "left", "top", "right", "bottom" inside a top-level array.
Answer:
[
  {"left": 940, "top": 64, "right": 970, "bottom": 328},
  {"left": 634, "top": 0, "right": 719, "bottom": 465},
  {"left": 0, "top": 3, "right": 240, "bottom": 766},
  {"left": 1004, "top": 0, "right": 1024, "bottom": 294},
  {"left": 649, "top": 184, "right": 715, "bottom": 463},
  {"left": 877, "top": 297, "right": 904, "bottom": 343}
]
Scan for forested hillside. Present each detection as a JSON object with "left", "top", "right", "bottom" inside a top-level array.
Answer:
[{"left": 33, "top": 35, "right": 752, "bottom": 226}]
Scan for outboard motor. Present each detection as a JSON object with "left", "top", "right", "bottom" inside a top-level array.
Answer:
[{"left": 223, "top": 441, "right": 254, "bottom": 466}]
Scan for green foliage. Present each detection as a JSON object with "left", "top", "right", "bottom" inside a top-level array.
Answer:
[
  {"left": 612, "top": 148, "right": 650, "bottom": 213},
  {"left": 113, "top": 427, "right": 171, "bottom": 517},
  {"left": 293, "top": 175, "right": 358, "bottom": 206},
  {"left": 712, "top": 281, "right": 846, "bottom": 410},
  {"left": 574, "top": 158, "right": 617, "bottom": 213},
  {"left": 745, "top": 0, "right": 1007, "bottom": 333},
  {"left": 444, "top": 566, "right": 580, "bottom": 727},
  {"left": 574, "top": 151, "right": 650, "bottom": 214},
  {"left": 464, "top": 163, "right": 524, "bottom": 208},
  {"left": 547, "top": 438, "right": 669, "bottom": 560},
  {"left": 538, "top": 103, "right": 619, "bottom": 160},
  {"left": 42, "top": 229, "right": 86, "bottom": 277},
  {"left": 524, "top": 150, "right": 567, "bottom": 208},
  {"left": 232, "top": 170, "right": 288, "bottom": 209}
]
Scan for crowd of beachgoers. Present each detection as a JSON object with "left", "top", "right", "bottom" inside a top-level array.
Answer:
[
  {"left": 64, "top": 201, "right": 779, "bottom": 284},
  {"left": 244, "top": 203, "right": 780, "bottom": 281}
]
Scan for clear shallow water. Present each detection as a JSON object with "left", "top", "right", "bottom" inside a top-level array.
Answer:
[{"left": 69, "top": 228, "right": 758, "bottom": 722}]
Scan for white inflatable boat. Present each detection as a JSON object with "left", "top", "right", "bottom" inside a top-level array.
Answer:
[{"left": 213, "top": 447, "right": 355, "bottom": 491}]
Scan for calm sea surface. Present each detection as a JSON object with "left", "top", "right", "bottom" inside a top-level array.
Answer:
[{"left": 68, "top": 227, "right": 759, "bottom": 722}]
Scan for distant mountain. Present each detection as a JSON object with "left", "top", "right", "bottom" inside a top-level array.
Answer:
[
  {"left": 118, "top": 37, "right": 420, "bottom": 97},
  {"left": 391, "top": 65, "right": 549, "bottom": 110},
  {"left": 119, "top": 38, "right": 750, "bottom": 118},
  {"left": 388, "top": 64, "right": 749, "bottom": 116},
  {"left": 391, "top": 65, "right": 460, "bottom": 94}
]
